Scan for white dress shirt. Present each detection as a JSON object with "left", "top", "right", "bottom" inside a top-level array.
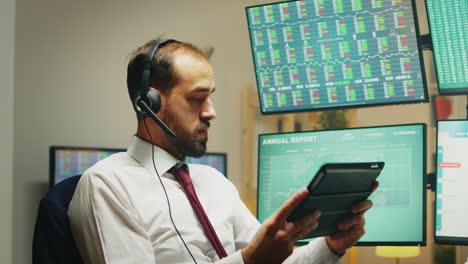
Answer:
[{"left": 68, "top": 136, "right": 341, "bottom": 264}]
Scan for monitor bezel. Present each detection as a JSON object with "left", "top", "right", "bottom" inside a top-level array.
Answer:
[
  {"left": 245, "top": 0, "right": 429, "bottom": 115},
  {"left": 425, "top": 0, "right": 468, "bottom": 96},
  {"left": 186, "top": 152, "right": 228, "bottom": 177},
  {"left": 434, "top": 119, "right": 468, "bottom": 245},
  {"left": 256, "top": 123, "right": 427, "bottom": 246},
  {"left": 49, "top": 145, "right": 126, "bottom": 188}
]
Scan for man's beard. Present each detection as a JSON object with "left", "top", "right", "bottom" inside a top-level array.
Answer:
[{"left": 163, "top": 108, "right": 210, "bottom": 158}]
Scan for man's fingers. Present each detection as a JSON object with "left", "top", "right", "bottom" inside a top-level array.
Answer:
[
  {"left": 329, "top": 224, "right": 365, "bottom": 242},
  {"left": 273, "top": 188, "right": 309, "bottom": 222},
  {"left": 370, "top": 180, "right": 379, "bottom": 192},
  {"left": 284, "top": 209, "right": 321, "bottom": 232},
  {"left": 285, "top": 210, "right": 321, "bottom": 241},
  {"left": 291, "top": 220, "right": 319, "bottom": 242},
  {"left": 338, "top": 214, "right": 365, "bottom": 231},
  {"left": 351, "top": 199, "right": 373, "bottom": 214}
]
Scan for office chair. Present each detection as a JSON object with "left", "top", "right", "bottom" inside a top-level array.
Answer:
[{"left": 32, "top": 175, "right": 83, "bottom": 264}]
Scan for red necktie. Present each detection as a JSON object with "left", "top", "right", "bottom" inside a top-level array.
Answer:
[{"left": 169, "top": 166, "right": 228, "bottom": 259}]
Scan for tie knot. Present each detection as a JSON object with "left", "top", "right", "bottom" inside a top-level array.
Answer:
[{"left": 169, "top": 166, "right": 192, "bottom": 187}]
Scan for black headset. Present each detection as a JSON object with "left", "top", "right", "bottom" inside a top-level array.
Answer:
[
  {"left": 135, "top": 39, "right": 197, "bottom": 263},
  {"left": 132, "top": 39, "right": 178, "bottom": 137}
]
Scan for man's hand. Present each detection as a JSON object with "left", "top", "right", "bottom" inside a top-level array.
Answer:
[
  {"left": 242, "top": 189, "right": 321, "bottom": 264},
  {"left": 325, "top": 181, "right": 379, "bottom": 256}
]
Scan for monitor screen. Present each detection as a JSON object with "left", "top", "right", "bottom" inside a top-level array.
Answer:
[
  {"left": 49, "top": 146, "right": 125, "bottom": 187},
  {"left": 426, "top": 0, "right": 468, "bottom": 95},
  {"left": 50, "top": 147, "right": 229, "bottom": 186},
  {"left": 435, "top": 120, "right": 468, "bottom": 245},
  {"left": 186, "top": 152, "right": 228, "bottom": 177},
  {"left": 246, "top": 0, "right": 428, "bottom": 114},
  {"left": 257, "top": 123, "right": 426, "bottom": 245}
]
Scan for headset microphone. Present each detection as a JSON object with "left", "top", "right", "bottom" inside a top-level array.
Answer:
[
  {"left": 137, "top": 100, "right": 176, "bottom": 137},
  {"left": 133, "top": 39, "right": 178, "bottom": 138}
]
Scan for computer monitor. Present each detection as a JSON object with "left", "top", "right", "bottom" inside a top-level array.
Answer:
[
  {"left": 245, "top": 0, "right": 428, "bottom": 114},
  {"left": 50, "top": 147, "right": 228, "bottom": 187},
  {"left": 49, "top": 146, "right": 125, "bottom": 187},
  {"left": 186, "top": 152, "right": 228, "bottom": 177},
  {"left": 435, "top": 120, "right": 468, "bottom": 245},
  {"left": 257, "top": 123, "right": 426, "bottom": 245},
  {"left": 426, "top": 0, "right": 468, "bottom": 95}
]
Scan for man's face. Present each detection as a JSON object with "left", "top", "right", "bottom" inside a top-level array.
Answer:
[{"left": 158, "top": 51, "right": 216, "bottom": 158}]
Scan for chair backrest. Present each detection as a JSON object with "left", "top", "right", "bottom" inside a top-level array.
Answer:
[{"left": 32, "top": 175, "right": 83, "bottom": 264}]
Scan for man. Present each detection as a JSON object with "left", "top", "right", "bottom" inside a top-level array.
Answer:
[{"left": 68, "top": 38, "right": 375, "bottom": 264}]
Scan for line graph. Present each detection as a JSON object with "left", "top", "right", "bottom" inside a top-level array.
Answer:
[{"left": 256, "top": 124, "right": 425, "bottom": 227}]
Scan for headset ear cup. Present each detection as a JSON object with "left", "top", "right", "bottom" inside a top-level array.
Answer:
[
  {"left": 132, "top": 89, "right": 160, "bottom": 117},
  {"left": 132, "top": 91, "right": 146, "bottom": 117},
  {"left": 147, "top": 89, "right": 161, "bottom": 113}
]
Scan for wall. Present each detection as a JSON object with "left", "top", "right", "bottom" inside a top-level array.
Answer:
[
  {"left": 0, "top": 0, "right": 15, "bottom": 262},
  {"left": 14, "top": 0, "right": 260, "bottom": 263}
]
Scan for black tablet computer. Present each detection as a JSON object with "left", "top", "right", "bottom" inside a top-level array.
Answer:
[{"left": 287, "top": 162, "right": 384, "bottom": 239}]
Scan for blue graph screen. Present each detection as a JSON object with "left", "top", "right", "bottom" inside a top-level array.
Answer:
[{"left": 246, "top": 0, "right": 427, "bottom": 114}]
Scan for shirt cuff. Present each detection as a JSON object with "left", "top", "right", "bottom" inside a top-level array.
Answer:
[
  {"left": 216, "top": 250, "right": 244, "bottom": 264},
  {"left": 283, "top": 237, "right": 342, "bottom": 264},
  {"left": 313, "top": 237, "right": 343, "bottom": 263}
]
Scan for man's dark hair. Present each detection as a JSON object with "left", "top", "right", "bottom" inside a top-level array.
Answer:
[{"left": 126, "top": 38, "right": 214, "bottom": 103}]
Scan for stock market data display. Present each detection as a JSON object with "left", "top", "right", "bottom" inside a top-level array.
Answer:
[
  {"left": 186, "top": 153, "right": 228, "bottom": 176},
  {"left": 435, "top": 120, "right": 468, "bottom": 245},
  {"left": 246, "top": 0, "right": 427, "bottom": 114},
  {"left": 257, "top": 124, "right": 426, "bottom": 245},
  {"left": 51, "top": 147, "right": 123, "bottom": 185},
  {"left": 427, "top": 0, "right": 468, "bottom": 95}
]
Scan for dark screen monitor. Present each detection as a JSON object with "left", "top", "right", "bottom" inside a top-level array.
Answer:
[
  {"left": 246, "top": 0, "right": 428, "bottom": 114},
  {"left": 186, "top": 152, "right": 228, "bottom": 177},
  {"left": 426, "top": 0, "right": 468, "bottom": 95},
  {"left": 257, "top": 123, "right": 426, "bottom": 245},
  {"left": 435, "top": 120, "right": 468, "bottom": 245},
  {"left": 49, "top": 146, "right": 125, "bottom": 187}
]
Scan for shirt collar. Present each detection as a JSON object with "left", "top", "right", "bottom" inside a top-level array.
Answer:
[{"left": 127, "top": 135, "right": 184, "bottom": 176}]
